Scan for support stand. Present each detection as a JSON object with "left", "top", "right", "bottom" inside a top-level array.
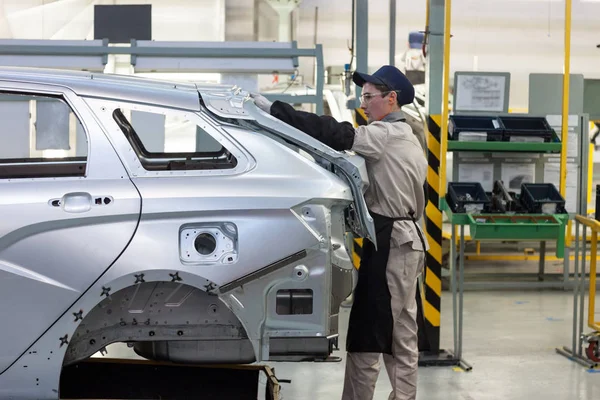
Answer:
[
  {"left": 418, "top": 278, "right": 463, "bottom": 367},
  {"left": 444, "top": 205, "right": 570, "bottom": 372},
  {"left": 449, "top": 224, "right": 473, "bottom": 371}
]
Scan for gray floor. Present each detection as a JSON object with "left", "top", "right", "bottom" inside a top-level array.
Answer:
[
  {"left": 101, "top": 289, "right": 600, "bottom": 399},
  {"left": 268, "top": 290, "right": 600, "bottom": 400},
  {"left": 268, "top": 166, "right": 600, "bottom": 398}
]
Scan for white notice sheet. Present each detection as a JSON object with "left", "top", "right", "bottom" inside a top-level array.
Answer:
[
  {"left": 501, "top": 163, "right": 535, "bottom": 193},
  {"left": 542, "top": 162, "right": 578, "bottom": 213},
  {"left": 458, "top": 163, "right": 494, "bottom": 192},
  {"left": 455, "top": 74, "right": 506, "bottom": 112}
]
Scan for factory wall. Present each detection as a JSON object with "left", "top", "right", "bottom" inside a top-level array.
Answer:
[
  {"left": 0, "top": 0, "right": 599, "bottom": 110},
  {"left": 295, "top": 0, "right": 600, "bottom": 110}
]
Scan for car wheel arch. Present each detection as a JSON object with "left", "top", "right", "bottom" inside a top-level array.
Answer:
[{"left": 60, "top": 270, "right": 253, "bottom": 366}]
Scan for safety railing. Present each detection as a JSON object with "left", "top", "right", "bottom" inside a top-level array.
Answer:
[
  {"left": 556, "top": 214, "right": 600, "bottom": 368},
  {"left": 575, "top": 215, "right": 600, "bottom": 332}
]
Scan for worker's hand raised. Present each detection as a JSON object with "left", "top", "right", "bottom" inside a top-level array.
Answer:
[{"left": 250, "top": 92, "right": 273, "bottom": 113}]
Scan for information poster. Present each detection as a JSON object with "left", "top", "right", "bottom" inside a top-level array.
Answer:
[
  {"left": 458, "top": 163, "right": 494, "bottom": 192},
  {"left": 501, "top": 163, "right": 535, "bottom": 193},
  {"left": 455, "top": 74, "right": 506, "bottom": 112}
]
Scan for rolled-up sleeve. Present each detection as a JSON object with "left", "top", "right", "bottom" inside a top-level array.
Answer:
[{"left": 350, "top": 122, "right": 389, "bottom": 161}]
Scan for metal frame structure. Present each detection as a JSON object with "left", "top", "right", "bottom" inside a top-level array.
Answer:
[
  {"left": 428, "top": 0, "right": 582, "bottom": 371},
  {"left": 448, "top": 112, "right": 589, "bottom": 288},
  {"left": 437, "top": 0, "right": 577, "bottom": 262},
  {"left": 438, "top": 0, "right": 576, "bottom": 281},
  {"left": 449, "top": 224, "right": 472, "bottom": 371},
  {"left": 0, "top": 38, "right": 325, "bottom": 115},
  {"left": 449, "top": 111, "right": 589, "bottom": 372},
  {"left": 557, "top": 213, "right": 600, "bottom": 369}
]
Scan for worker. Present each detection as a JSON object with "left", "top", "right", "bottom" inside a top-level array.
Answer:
[
  {"left": 250, "top": 65, "right": 428, "bottom": 400},
  {"left": 398, "top": 31, "right": 426, "bottom": 85}
]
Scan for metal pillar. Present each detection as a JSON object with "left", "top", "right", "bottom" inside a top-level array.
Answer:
[
  {"left": 426, "top": 0, "right": 444, "bottom": 119},
  {"left": 353, "top": 0, "right": 368, "bottom": 109},
  {"left": 419, "top": 0, "right": 460, "bottom": 367},
  {"left": 389, "top": 0, "right": 396, "bottom": 66},
  {"left": 314, "top": 44, "right": 324, "bottom": 115},
  {"left": 423, "top": 0, "right": 444, "bottom": 353},
  {"left": 559, "top": 0, "right": 572, "bottom": 198},
  {"left": 253, "top": 0, "right": 260, "bottom": 41}
]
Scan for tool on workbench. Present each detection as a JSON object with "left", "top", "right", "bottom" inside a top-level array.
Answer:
[{"left": 489, "top": 179, "right": 518, "bottom": 213}]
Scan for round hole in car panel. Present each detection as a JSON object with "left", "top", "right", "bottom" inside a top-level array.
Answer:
[{"left": 194, "top": 233, "right": 217, "bottom": 255}]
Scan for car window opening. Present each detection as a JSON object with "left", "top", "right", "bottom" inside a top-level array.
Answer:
[
  {"left": 0, "top": 92, "right": 87, "bottom": 179},
  {"left": 112, "top": 108, "right": 237, "bottom": 171}
]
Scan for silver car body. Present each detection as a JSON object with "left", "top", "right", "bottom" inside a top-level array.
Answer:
[{"left": 0, "top": 67, "right": 374, "bottom": 399}]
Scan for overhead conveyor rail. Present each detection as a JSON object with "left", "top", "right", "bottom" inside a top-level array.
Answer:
[{"left": 0, "top": 38, "right": 325, "bottom": 115}]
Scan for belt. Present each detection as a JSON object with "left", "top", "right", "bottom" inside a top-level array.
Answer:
[{"left": 389, "top": 212, "right": 427, "bottom": 252}]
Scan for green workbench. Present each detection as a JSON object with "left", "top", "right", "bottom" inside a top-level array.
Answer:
[
  {"left": 447, "top": 139, "right": 562, "bottom": 153},
  {"left": 440, "top": 197, "right": 570, "bottom": 369},
  {"left": 441, "top": 198, "right": 569, "bottom": 259},
  {"left": 443, "top": 118, "right": 577, "bottom": 371}
]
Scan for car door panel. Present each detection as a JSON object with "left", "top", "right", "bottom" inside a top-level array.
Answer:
[{"left": 0, "top": 86, "right": 141, "bottom": 373}]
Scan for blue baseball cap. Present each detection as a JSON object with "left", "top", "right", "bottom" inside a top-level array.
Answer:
[
  {"left": 409, "top": 31, "right": 425, "bottom": 49},
  {"left": 352, "top": 65, "right": 415, "bottom": 105}
]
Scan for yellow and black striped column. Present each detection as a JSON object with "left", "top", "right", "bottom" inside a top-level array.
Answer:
[
  {"left": 352, "top": 238, "right": 363, "bottom": 269},
  {"left": 352, "top": 108, "right": 367, "bottom": 271},
  {"left": 355, "top": 108, "right": 368, "bottom": 126},
  {"left": 422, "top": 114, "right": 443, "bottom": 352}
]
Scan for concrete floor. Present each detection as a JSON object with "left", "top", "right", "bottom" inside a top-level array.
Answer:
[
  {"left": 100, "top": 288, "right": 600, "bottom": 399},
  {"left": 262, "top": 150, "right": 600, "bottom": 398},
  {"left": 268, "top": 290, "right": 600, "bottom": 400}
]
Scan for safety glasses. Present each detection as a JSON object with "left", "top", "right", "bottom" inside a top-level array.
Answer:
[{"left": 359, "top": 90, "right": 399, "bottom": 104}]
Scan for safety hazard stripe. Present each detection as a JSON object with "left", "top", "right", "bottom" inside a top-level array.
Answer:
[
  {"left": 423, "top": 115, "right": 444, "bottom": 343},
  {"left": 352, "top": 238, "right": 363, "bottom": 269},
  {"left": 355, "top": 108, "right": 368, "bottom": 126}
]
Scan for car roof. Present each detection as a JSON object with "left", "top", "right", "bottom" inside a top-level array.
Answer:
[{"left": 0, "top": 66, "right": 241, "bottom": 111}]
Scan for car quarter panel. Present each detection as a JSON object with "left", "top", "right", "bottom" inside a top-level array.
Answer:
[{"left": 79, "top": 99, "right": 355, "bottom": 358}]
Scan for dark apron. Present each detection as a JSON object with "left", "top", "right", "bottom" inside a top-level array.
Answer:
[{"left": 346, "top": 210, "right": 426, "bottom": 354}]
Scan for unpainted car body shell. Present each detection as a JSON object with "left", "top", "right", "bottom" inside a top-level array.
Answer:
[{"left": 0, "top": 67, "right": 373, "bottom": 399}]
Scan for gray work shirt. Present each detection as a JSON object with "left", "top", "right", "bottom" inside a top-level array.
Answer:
[{"left": 350, "top": 111, "right": 429, "bottom": 251}]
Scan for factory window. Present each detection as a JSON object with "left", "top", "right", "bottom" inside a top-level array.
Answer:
[
  {"left": 113, "top": 107, "right": 237, "bottom": 171},
  {"left": 0, "top": 92, "right": 87, "bottom": 179}
]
